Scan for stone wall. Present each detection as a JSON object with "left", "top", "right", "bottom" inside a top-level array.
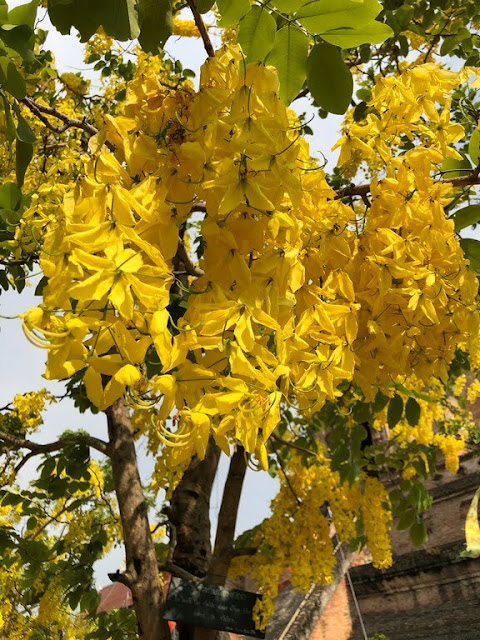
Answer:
[{"left": 348, "top": 541, "right": 480, "bottom": 639}]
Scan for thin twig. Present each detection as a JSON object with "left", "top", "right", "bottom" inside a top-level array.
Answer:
[
  {"left": 186, "top": 0, "right": 215, "bottom": 57},
  {"left": 271, "top": 433, "right": 317, "bottom": 457}
]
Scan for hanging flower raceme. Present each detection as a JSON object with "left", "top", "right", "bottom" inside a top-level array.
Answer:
[{"left": 23, "top": 46, "right": 479, "bottom": 489}]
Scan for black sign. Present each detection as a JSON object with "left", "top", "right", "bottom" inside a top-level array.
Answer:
[{"left": 163, "top": 577, "right": 265, "bottom": 638}]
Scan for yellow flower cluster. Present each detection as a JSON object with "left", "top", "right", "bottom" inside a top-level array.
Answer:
[
  {"left": 173, "top": 18, "right": 201, "bottom": 38},
  {"left": 23, "top": 47, "right": 479, "bottom": 480},
  {"left": 232, "top": 453, "right": 391, "bottom": 627},
  {"left": 467, "top": 379, "right": 480, "bottom": 404},
  {"left": 334, "top": 63, "right": 467, "bottom": 175},
  {"left": 6, "top": 389, "right": 54, "bottom": 432}
]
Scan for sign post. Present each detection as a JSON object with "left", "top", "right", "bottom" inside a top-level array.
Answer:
[{"left": 163, "top": 577, "right": 266, "bottom": 639}]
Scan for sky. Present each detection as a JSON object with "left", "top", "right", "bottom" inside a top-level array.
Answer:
[{"left": 0, "top": 2, "right": 344, "bottom": 586}]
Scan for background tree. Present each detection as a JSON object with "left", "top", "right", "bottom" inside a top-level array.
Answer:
[{"left": 1, "top": 1, "right": 480, "bottom": 639}]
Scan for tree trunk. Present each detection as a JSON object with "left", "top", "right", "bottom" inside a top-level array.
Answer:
[
  {"left": 193, "top": 447, "right": 248, "bottom": 640},
  {"left": 207, "top": 446, "right": 247, "bottom": 586},
  {"left": 106, "top": 400, "right": 169, "bottom": 640},
  {"left": 167, "top": 438, "right": 221, "bottom": 578}
]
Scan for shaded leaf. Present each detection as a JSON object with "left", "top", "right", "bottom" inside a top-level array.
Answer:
[
  {"left": 453, "top": 204, "right": 480, "bottom": 232},
  {"left": 48, "top": 0, "right": 141, "bottom": 42},
  {"left": 195, "top": 0, "right": 215, "bottom": 13},
  {"left": 387, "top": 394, "right": 403, "bottom": 429},
  {"left": 267, "top": 24, "right": 308, "bottom": 104},
  {"left": 460, "top": 238, "right": 480, "bottom": 274},
  {"left": 410, "top": 519, "right": 427, "bottom": 546},
  {"left": 306, "top": 42, "right": 353, "bottom": 114},
  {"left": 16, "top": 137, "right": 33, "bottom": 187},
  {"left": 137, "top": 0, "right": 173, "bottom": 53},
  {"left": 16, "top": 111, "right": 35, "bottom": 144},
  {"left": 0, "top": 56, "right": 26, "bottom": 99},
  {"left": 405, "top": 397, "right": 420, "bottom": 427}
]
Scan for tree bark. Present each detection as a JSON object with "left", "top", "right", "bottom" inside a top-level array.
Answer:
[
  {"left": 207, "top": 446, "right": 247, "bottom": 586},
  {"left": 167, "top": 438, "right": 221, "bottom": 578},
  {"left": 106, "top": 400, "right": 169, "bottom": 640},
  {"left": 192, "top": 447, "right": 248, "bottom": 640}
]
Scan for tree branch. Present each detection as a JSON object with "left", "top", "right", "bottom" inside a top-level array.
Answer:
[
  {"left": 176, "top": 238, "right": 204, "bottom": 277},
  {"left": 271, "top": 433, "right": 317, "bottom": 457},
  {"left": 0, "top": 430, "right": 110, "bottom": 457},
  {"left": 186, "top": 0, "right": 215, "bottom": 57},
  {"left": 158, "top": 562, "right": 202, "bottom": 582},
  {"left": 206, "top": 446, "right": 247, "bottom": 585},
  {"left": 0, "top": 256, "right": 38, "bottom": 267},
  {"left": 21, "top": 97, "right": 115, "bottom": 152},
  {"left": 334, "top": 162, "right": 480, "bottom": 200}
]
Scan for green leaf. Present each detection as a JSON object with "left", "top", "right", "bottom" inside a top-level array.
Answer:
[
  {"left": 397, "top": 508, "right": 416, "bottom": 531},
  {"left": 16, "top": 112, "right": 35, "bottom": 144},
  {"left": 460, "top": 238, "right": 480, "bottom": 274},
  {"left": 387, "top": 394, "right": 403, "bottom": 429},
  {"left": 48, "top": 0, "right": 145, "bottom": 42},
  {"left": 453, "top": 204, "right": 480, "bottom": 232},
  {"left": 8, "top": 0, "right": 38, "bottom": 28},
  {"left": 137, "top": 0, "right": 173, "bottom": 52},
  {"left": 267, "top": 24, "right": 308, "bottom": 104},
  {"left": 1, "top": 95, "right": 16, "bottom": 144},
  {"left": 441, "top": 155, "right": 472, "bottom": 179},
  {"left": 405, "top": 397, "right": 420, "bottom": 427},
  {"left": 410, "top": 519, "right": 427, "bottom": 546},
  {"left": 0, "top": 181, "right": 22, "bottom": 210},
  {"left": 306, "top": 42, "right": 353, "bottom": 114},
  {"left": 321, "top": 21, "right": 393, "bottom": 48},
  {"left": 216, "top": 0, "right": 250, "bottom": 27},
  {"left": 238, "top": 6, "right": 277, "bottom": 62},
  {"left": 274, "top": 0, "right": 305, "bottom": 12},
  {"left": 0, "top": 23, "right": 34, "bottom": 58},
  {"left": 468, "top": 128, "right": 480, "bottom": 166},
  {"left": 195, "top": 0, "right": 215, "bottom": 13},
  {"left": 296, "top": 0, "right": 382, "bottom": 34},
  {"left": 16, "top": 138, "right": 33, "bottom": 187},
  {"left": 0, "top": 56, "right": 26, "bottom": 99}
]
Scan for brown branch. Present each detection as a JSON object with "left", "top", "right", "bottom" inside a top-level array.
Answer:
[
  {"left": 108, "top": 569, "right": 135, "bottom": 588},
  {"left": 0, "top": 256, "right": 38, "bottom": 267},
  {"left": 176, "top": 238, "right": 204, "bottom": 277},
  {"left": 186, "top": 0, "right": 215, "bottom": 57},
  {"left": 21, "top": 97, "right": 115, "bottom": 152},
  {"left": 158, "top": 562, "right": 202, "bottom": 582},
  {"left": 206, "top": 446, "right": 247, "bottom": 585},
  {"left": 231, "top": 547, "right": 257, "bottom": 557},
  {"left": 335, "top": 162, "right": 480, "bottom": 200},
  {"left": 0, "top": 430, "right": 110, "bottom": 457}
]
